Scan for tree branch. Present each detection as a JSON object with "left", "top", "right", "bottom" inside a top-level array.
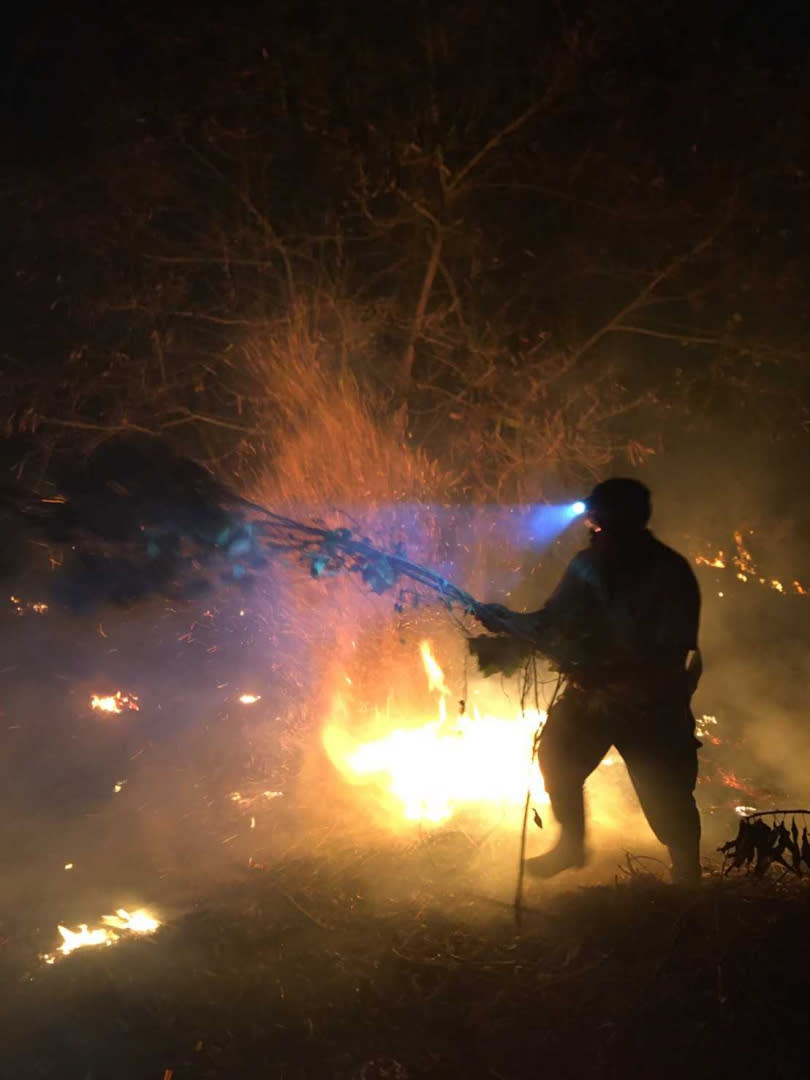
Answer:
[
  {"left": 402, "top": 229, "right": 444, "bottom": 383},
  {"left": 448, "top": 102, "right": 541, "bottom": 194},
  {"left": 610, "top": 325, "right": 724, "bottom": 346},
  {"left": 448, "top": 62, "right": 568, "bottom": 195},
  {"left": 565, "top": 219, "right": 730, "bottom": 366}
]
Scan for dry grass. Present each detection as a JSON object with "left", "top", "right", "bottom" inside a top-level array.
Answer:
[
  {"left": 4, "top": 848, "right": 809, "bottom": 1080},
  {"left": 235, "top": 299, "right": 449, "bottom": 514}
]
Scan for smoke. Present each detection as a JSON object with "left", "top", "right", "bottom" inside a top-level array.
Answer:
[
  {"left": 642, "top": 422, "right": 810, "bottom": 847},
  {"left": 5, "top": 334, "right": 810, "bottom": 964}
]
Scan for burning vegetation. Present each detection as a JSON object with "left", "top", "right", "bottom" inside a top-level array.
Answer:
[
  {"left": 41, "top": 908, "right": 160, "bottom": 965},
  {"left": 90, "top": 690, "right": 140, "bottom": 714},
  {"left": 323, "top": 641, "right": 549, "bottom": 825}
]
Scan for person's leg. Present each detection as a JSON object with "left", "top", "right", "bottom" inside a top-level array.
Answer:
[
  {"left": 531, "top": 690, "right": 613, "bottom": 877},
  {"left": 620, "top": 713, "right": 701, "bottom": 884}
]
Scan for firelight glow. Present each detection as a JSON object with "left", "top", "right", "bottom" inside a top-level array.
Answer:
[{"left": 323, "top": 642, "right": 549, "bottom": 825}]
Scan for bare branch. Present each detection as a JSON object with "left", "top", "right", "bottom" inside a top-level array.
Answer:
[
  {"left": 448, "top": 62, "right": 568, "bottom": 195},
  {"left": 610, "top": 325, "right": 725, "bottom": 346},
  {"left": 565, "top": 219, "right": 730, "bottom": 366},
  {"left": 39, "top": 417, "right": 157, "bottom": 436},
  {"left": 181, "top": 139, "right": 296, "bottom": 297},
  {"left": 448, "top": 102, "right": 541, "bottom": 194},
  {"left": 160, "top": 412, "right": 257, "bottom": 434},
  {"left": 166, "top": 310, "right": 270, "bottom": 327},
  {"left": 402, "top": 230, "right": 444, "bottom": 383}
]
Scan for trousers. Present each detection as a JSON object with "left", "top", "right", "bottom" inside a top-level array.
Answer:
[{"left": 536, "top": 685, "right": 701, "bottom": 864}]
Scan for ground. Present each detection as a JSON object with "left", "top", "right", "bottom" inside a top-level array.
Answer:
[
  {"left": 1, "top": 592, "right": 805, "bottom": 1080},
  {"left": 3, "top": 839, "right": 808, "bottom": 1080}
]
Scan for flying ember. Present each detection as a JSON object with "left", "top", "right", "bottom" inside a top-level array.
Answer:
[{"left": 238, "top": 693, "right": 261, "bottom": 705}]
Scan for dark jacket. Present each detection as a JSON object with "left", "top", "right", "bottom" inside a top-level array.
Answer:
[{"left": 531, "top": 530, "right": 700, "bottom": 696}]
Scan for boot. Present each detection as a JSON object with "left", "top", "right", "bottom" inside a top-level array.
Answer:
[
  {"left": 669, "top": 846, "right": 702, "bottom": 886},
  {"left": 525, "top": 837, "right": 586, "bottom": 879}
]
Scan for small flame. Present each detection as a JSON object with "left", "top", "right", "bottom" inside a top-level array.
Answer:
[
  {"left": 56, "top": 925, "right": 112, "bottom": 955},
  {"left": 419, "top": 640, "right": 450, "bottom": 697},
  {"left": 732, "top": 530, "right": 756, "bottom": 576},
  {"left": 696, "top": 536, "right": 802, "bottom": 596},
  {"left": 238, "top": 693, "right": 261, "bottom": 705},
  {"left": 101, "top": 908, "right": 160, "bottom": 933},
  {"left": 8, "top": 595, "right": 48, "bottom": 615},
  {"left": 42, "top": 908, "right": 160, "bottom": 964},
  {"left": 91, "top": 691, "right": 139, "bottom": 714},
  {"left": 695, "top": 552, "right": 726, "bottom": 569},
  {"left": 717, "top": 768, "right": 761, "bottom": 797}
]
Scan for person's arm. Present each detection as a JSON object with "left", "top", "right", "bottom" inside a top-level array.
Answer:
[{"left": 474, "top": 554, "right": 589, "bottom": 643}]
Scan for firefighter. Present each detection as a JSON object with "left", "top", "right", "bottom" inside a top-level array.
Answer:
[{"left": 474, "top": 478, "right": 702, "bottom": 885}]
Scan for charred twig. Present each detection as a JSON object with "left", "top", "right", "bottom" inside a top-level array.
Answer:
[{"left": 719, "top": 811, "right": 810, "bottom": 877}]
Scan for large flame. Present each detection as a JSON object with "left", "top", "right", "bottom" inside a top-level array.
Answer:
[{"left": 323, "top": 641, "right": 548, "bottom": 826}]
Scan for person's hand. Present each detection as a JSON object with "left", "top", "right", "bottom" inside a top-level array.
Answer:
[
  {"left": 474, "top": 602, "right": 515, "bottom": 633},
  {"left": 469, "top": 633, "right": 530, "bottom": 677}
]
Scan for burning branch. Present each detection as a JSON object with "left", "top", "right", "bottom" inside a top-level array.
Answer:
[{"left": 9, "top": 438, "right": 491, "bottom": 620}]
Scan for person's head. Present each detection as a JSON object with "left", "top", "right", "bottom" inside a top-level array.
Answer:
[{"left": 584, "top": 477, "right": 651, "bottom": 535}]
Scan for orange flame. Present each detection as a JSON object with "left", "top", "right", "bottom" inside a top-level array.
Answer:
[
  {"left": 695, "top": 552, "right": 726, "bottom": 569},
  {"left": 41, "top": 908, "right": 159, "bottom": 964},
  {"left": 695, "top": 536, "right": 806, "bottom": 597},
  {"left": 323, "top": 641, "right": 548, "bottom": 826},
  {"left": 90, "top": 691, "right": 139, "bottom": 714}
]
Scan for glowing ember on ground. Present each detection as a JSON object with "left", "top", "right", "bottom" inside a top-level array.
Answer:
[
  {"left": 696, "top": 714, "right": 719, "bottom": 739},
  {"left": 8, "top": 595, "right": 49, "bottom": 615},
  {"left": 695, "top": 552, "right": 726, "bottom": 569},
  {"left": 90, "top": 691, "right": 139, "bottom": 714},
  {"left": 324, "top": 642, "right": 548, "bottom": 825},
  {"left": 238, "top": 693, "right": 261, "bottom": 705},
  {"left": 41, "top": 908, "right": 160, "bottom": 964},
  {"left": 694, "top": 536, "right": 807, "bottom": 596},
  {"left": 717, "top": 768, "right": 762, "bottom": 798}
]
